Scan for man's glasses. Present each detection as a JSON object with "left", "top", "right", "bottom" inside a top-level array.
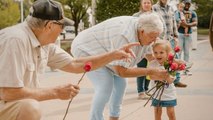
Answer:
[
  {"left": 44, "top": 20, "right": 65, "bottom": 29},
  {"left": 53, "top": 21, "right": 65, "bottom": 29}
]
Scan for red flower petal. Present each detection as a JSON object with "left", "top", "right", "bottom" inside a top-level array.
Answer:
[
  {"left": 174, "top": 46, "right": 181, "bottom": 53},
  {"left": 168, "top": 53, "right": 174, "bottom": 61},
  {"left": 84, "top": 62, "right": 92, "bottom": 72},
  {"left": 178, "top": 64, "right": 186, "bottom": 70},
  {"left": 170, "top": 63, "right": 178, "bottom": 70}
]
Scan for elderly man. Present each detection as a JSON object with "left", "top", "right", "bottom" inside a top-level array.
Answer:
[
  {"left": 71, "top": 12, "right": 171, "bottom": 120},
  {"left": 0, "top": 0, "right": 140, "bottom": 120}
]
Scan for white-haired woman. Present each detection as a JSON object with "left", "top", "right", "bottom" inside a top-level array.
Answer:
[
  {"left": 71, "top": 12, "right": 172, "bottom": 120},
  {"left": 133, "top": 0, "right": 167, "bottom": 100},
  {"left": 133, "top": 0, "right": 154, "bottom": 100}
]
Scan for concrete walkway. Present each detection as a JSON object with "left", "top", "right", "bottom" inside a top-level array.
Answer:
[{"left": 40, "top": 38, "right": 213, "bottom": 120}]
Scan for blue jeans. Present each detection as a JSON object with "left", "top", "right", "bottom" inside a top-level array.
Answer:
[
  {"left": 137, "top": 58, "right": 150, "bottom": 93},
  {"left": 170, "top": 39, "right": 181, "bottom": 84},
  {"left": 86, "top": 67, "right": 127, "bottom": 120},
  {"left": 178, "top": 33, "right": 192, "bottom": 62}
]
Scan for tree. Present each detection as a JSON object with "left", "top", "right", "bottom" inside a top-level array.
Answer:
[
  {"left": 0, "top": 0, "right": 33, "bottom": 29},
  {"left": 59, "top": 0, "right": 91, "bottom": 35},
  {"left": 193, "top": 0, "right": 213, "bottom": 28},
  {"left": 0, "top": 0, "right": 20, "bottom": 29},
  {"left": 96, "top": 0, "right": 139, "bottom": 23}
]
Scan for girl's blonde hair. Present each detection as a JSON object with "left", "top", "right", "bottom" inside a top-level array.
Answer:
[
  {"left": 152, "top": 40, "right": 172, "bottom": 54},
  {"left": 177, "top": 2, "right": 185, "bottom": 8}
]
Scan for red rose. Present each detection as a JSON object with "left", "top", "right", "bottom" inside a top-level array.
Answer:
[
  {"left": 178, "top": 64, "right": 186, "bottom": 70},
  {"left": 174, "top": 46, "right": 181, "bottom": 53},
  {"left": 84, "top": 62, "right": 92, "bottom": 72},
  {"left": 169, "top": 60, "right": 173, "bottom": 65},
  {"left": 170, "top": 62, "right": 178, "bottom": 70},
  {"left": 168, "top": 53, "right": 174, "bottom": 61},
  {"left": 64, "top": 61, "right": 92, "bottom": 120}
]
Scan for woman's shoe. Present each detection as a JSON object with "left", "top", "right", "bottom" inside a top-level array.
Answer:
[
  {"left": 138, "top": 93, "right": 150, "bottom": 100},
  {"left": 145, "top": 91, "right": 152, "bottom": 97}
]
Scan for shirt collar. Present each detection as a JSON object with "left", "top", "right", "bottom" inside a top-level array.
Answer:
[
  {"left": 157, "top": 2, "right": 170, "bottom": 10},
  {"left": 22, "top": 22, "right": 41, "bottom": 48}
]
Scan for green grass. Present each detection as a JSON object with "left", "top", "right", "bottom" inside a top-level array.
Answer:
[
  {"left": 61, "top": 41, "right": 72, "bottom": 54},
  {"left": 198, "top": 28, "right": 209, "bottom": 35}
]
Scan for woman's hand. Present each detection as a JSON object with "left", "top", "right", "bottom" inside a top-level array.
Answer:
[
  {"left": 113, "top": 42, "right": 140, "bottom": 61},
  {"left": 149, "top": 68, "right": 169, "bottom": 81}
]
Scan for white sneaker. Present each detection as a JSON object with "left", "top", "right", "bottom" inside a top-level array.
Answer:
[
  {"left": 138, "top": 93, "right": 150, "bottom": 100},
  {"left": 185, "top": 69, "right": 192, "bottom": 76}
]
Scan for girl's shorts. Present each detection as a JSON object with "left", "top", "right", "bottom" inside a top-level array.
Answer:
[{"left": 152, "top": 99, "right": 177, "bottom": 107}]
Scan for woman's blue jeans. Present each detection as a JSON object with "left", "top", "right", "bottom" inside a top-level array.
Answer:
[
  {"left": 137, "top": 58, "right": 150, "bottom": 93},
  {"left": 86, "top": 67, "right": 127, "bottom": 120},
  {"left": 170, "top": 39, "right": 181, "bottom": 84}
]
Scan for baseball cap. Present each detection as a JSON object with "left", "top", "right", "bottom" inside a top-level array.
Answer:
[{"left": 30, "top": 0, "right": 74, "bottom": 26}]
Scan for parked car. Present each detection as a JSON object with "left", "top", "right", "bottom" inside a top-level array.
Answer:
[
  {"left": 64, "top": 26, "right": 75, "bottom": 33},
  {"left": 59, "top": 26, "right": 75, "bottom": 41}
]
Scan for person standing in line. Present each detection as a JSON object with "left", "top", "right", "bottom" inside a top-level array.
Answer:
[
  {"left": 133, "top": 0, "right": 154, "bottom": 100},
  {"left": 153, "top": 0, "right": 187, "bottom": 88},
  {"left": 175, "top": 0, "right": 197, "bottom": 75},
  {"left": 71, "top": 13, "right": 173, "bottom": 120},
  {"left": 149, "top": 40, "right": 177, "bottom": 120},
  {"left": 176, "top": 2, "right": 189, "bottom": 36},
  {"left": 0, "top": 0, "right": 142, "bottom": 120}
]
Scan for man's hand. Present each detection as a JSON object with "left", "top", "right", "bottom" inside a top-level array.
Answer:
[
  {"left": 180, "top": 20, "right": 188, "bottom": 27},
  {"left": 174, "top": 37, "right": 179, "bottom": 47},
  {"left": 174, "top": 58, "right": 186, "bottom": 66},
  {"left": 113, "top": 42, "right": 140, "bottom": 61},
  {"left": 165, "top": 75, "right": 175, "bottom": 84},
  {"left": 55, "top": 84, "right": 80, "bottom": 100}
]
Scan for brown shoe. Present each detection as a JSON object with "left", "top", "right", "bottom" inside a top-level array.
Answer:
[{"left": 175, "top": 82, "right": 187, "bottom": 88}]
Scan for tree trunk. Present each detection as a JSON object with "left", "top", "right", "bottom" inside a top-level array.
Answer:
[
  {"left": 210, "top": 12, "right": 213, "bottom": 51},
  {"left": 74, "top": 22, "right": 79, "bottom": 36}
]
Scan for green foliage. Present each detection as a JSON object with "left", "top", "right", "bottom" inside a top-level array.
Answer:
[
  {"left": 96, "top": 0, "right": 140, "bottom": 23},
  {"left": 193, "top": 0, "right": 213, "bottom": 28},
  {"left": 153, "top": 0, "right": 158, "bottom": 4},
  {"left": 198, "top": 28, "right": 209, "bottom": 35},
  {"left": 0, "top": 0, "right": 32, "bottom": 29},
  {"left": 0, "top": 0, "right": 20, "bottom": 29},
  {"left": 58, "top": 0, "right": 91, "bottom": 35}
]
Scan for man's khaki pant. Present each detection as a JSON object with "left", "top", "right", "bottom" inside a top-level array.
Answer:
[{"left": 0, "top": 99, "right": 39, "bottom": 120}]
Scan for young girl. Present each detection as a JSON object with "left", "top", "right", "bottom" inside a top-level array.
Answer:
[{"left": 149, "top": 40, "right": 176, "bottom": 120}]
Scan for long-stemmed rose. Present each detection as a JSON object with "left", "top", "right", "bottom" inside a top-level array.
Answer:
[
  {"left": 144, "top": 46, "right": 185, "bottom": 107},
  {"left": 63, "top": 62, "right": 92, "bottom": 120},
  {"left": 77, "top": 62, "right": 92, "bottom": 85}
]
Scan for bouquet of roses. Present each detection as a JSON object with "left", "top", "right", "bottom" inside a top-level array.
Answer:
[
  {"left": 144, "top": 46, "right": 185, "bottom": 107},
  {"left": 63, "top": 62, "right": 92, "bottom": 120}
]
